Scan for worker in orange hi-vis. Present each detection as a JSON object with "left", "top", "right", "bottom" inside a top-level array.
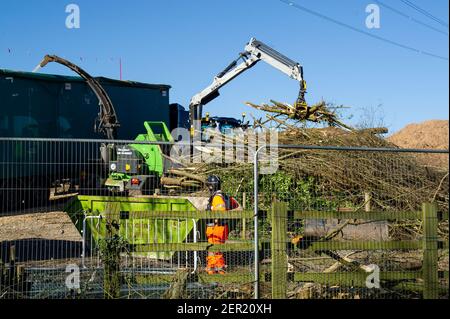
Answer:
[{"left": 205, "top": 175, "right": 240, "bottom": 275}]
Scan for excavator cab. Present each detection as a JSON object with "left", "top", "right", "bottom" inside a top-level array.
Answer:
[{"left": 200, "top": 113, "right": 249, "bottom": 142}]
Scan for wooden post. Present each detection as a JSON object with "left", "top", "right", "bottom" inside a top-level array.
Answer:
[
  {"left": 242, "top": 192, "right": 246, "bottom": 240},
  {"left": 16, "top": 265, "right": 24, "bottom": 282},
  {"left": 364, "top": 191, "right": 371, "bottom": 212},
  {"left": 422, "top": 202, "right": 438, "bottom": 299},
  {"left": 0, "top": 260, "right": 4, "bottom": 290},
  {"left": 271, "top": 200, "right": 288, "bottom": 299},
  {"left": 10, "top": 245, "right": 16, "bottom": 265}
]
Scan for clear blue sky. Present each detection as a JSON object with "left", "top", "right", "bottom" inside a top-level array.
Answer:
[{"left": 1, "top": 0, "right": 448, "bottom": 133}]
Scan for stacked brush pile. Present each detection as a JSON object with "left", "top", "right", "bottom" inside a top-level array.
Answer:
[{"left": 168, "top": 101, "right": 448, "bottom": 216}]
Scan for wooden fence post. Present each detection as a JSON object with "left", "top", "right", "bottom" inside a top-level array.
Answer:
[
  {"left": 364, "top": 191, "right": 371, "bottom": 212},
  {"left": 10, "top": 245, "right": 16, "bottom": 266},
  {"left": 422, "top": 202, "right": 438, "bottom": 299},
  {"left": 271, "top": 200, "right": 288, "bottom": 299}
]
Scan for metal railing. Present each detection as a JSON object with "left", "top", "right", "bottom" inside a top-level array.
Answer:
[{"left": 0, "top": 137, "right": 448, "bottom": 299}]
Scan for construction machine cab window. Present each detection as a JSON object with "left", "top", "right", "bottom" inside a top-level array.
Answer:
[{"left": 201, "top": 116, "right": 247, "bottom": 142}]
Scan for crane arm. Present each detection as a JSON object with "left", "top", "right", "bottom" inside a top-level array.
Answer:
[
  {"left": 189, "top": 38, "right": 307, "bottom": 135},
  {"left": 189, "top": 53, "right": 259, "bottom": 130},
  {"left": 37, "top": 55, "right": 120, "bottom": 139},
  {"left": 245, "top": 38, "right": 303, "bottom": 81}
]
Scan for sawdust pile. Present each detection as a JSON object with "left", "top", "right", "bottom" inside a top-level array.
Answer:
[{"left": 387, "top": 120, "right": 449, "bottom": 169}]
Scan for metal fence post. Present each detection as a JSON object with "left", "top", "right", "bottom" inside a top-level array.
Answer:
[
  {"left": 242, "top": 192, "right": 247, "bottom": 240},
  {"left": 422, "top": 202, "right": 439, "bottom": 299},
  {"left": 82, "top": 214, "right": 102, "bottom": 268},
  {"left": 253, "top": 147, "right": 263, "bottom": 299}
]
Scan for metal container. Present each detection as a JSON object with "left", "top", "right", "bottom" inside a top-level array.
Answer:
[
  {"left": 65, "top": 195, "right": 202, "bottom": 260},
  {"left": 0, "top": 69, "right": 171, "bottom": 139}
]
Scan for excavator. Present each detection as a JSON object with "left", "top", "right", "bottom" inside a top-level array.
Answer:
[{"left": 189, "top": 37, "right": 308, "bottom": 137}]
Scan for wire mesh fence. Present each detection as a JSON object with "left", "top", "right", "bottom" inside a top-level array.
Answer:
[
  {"left": 0, "top": 137, "right": 448, "bottom": 299},
  {"left": 255, "top": 146, "right": 449, "bottom": 299},
  {"left": 0, "top": 137, "right": 254, "bottom": 299}
]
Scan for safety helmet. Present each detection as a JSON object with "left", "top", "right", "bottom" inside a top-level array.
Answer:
[{"left": 206, "top": 175, "right": 221, "bottom": 192}]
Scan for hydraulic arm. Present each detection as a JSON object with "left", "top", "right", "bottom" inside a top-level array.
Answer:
[
  {"left": 189, "top": 38, "right": 307, "bottom": 135},
  {"left": 36, "top": 55, "right": 120, "bottom": 139}
]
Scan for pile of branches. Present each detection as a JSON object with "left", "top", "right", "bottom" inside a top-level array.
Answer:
[
  {"left": 160, "top": 168, "right": 205, "bottom": 190},
  {"left": 164, "top": 101, "right": 448, "bottom": 297},
  {"left": 246, "top": 100, "right": 354, "bottom": 131},
  {"left": 168, "top": 102, "right": 448, "bottom": 214},
  {"left": 278, "top": 125, "right": 448, "bottom": 213}
]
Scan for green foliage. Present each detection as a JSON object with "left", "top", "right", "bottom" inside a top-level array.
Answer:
[
  {"left": 215, "top": 168, "right": 337, "bottom": 212},
  {"left": 98, "top": 220, "right": 128, "bottom": 299},
  {"left": 220, "top": 169, "right": 254, "bottom": 197},
  {"left": 259, "top": 172, "right": 336, "bottom": 210}
]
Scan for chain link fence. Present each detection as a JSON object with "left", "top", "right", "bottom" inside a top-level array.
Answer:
[{"left": 0, "top": 138, "right": 448, "bottom": 299}]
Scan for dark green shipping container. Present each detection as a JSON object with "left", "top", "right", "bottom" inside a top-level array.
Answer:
[{"left": 0, "top": 69, "right": 171, "bottom": 140}]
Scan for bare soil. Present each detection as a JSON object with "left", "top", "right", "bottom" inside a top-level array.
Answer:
[
  {"left": 387, "top": 120, "right": 449, "bottom": 169},
  {"left": 0, "top": 211, "right": 82, "bottom": 242}
]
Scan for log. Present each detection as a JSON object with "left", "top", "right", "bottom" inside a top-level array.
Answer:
[
  {"left": 168, "top": 169, "right": 205, "bottom": 184},
  {"left": 322, "top": 251, "right": 373, "bottom": 273},
  {"left": 160, "top": 177, "right": 182, "bottom": 186},
  {"left": 303, "top": 219, "right": 389, "bottom": 240}
]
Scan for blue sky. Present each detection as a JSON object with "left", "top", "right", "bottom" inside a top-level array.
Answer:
[{"left": 1, "top": 0, "right": 448, "bottom": 134}]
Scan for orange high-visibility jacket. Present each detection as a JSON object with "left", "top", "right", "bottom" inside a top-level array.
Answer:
[
  {"left": 206, "top": 224, "right": 229, "bottom": 243},
  {"left": 207, "top": 191, "right": 240, "bottom": 211},
  {"left": 210, "top": 193, "right": 227, "bottom": 211},
  {"left": 206, "top": 192, "right": 235, "bottom": 243}
]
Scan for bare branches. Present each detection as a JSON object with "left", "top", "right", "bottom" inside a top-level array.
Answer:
[{"left": 246, "top": 100, "right": 354, "bottom": 130}]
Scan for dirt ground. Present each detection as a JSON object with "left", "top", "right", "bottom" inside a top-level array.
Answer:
[
  {"left": 0, "top": 211, "right": 82, "bottom": 242},
  {"left": 387, "top": 120, "right": 449, "bottom": 169}
]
